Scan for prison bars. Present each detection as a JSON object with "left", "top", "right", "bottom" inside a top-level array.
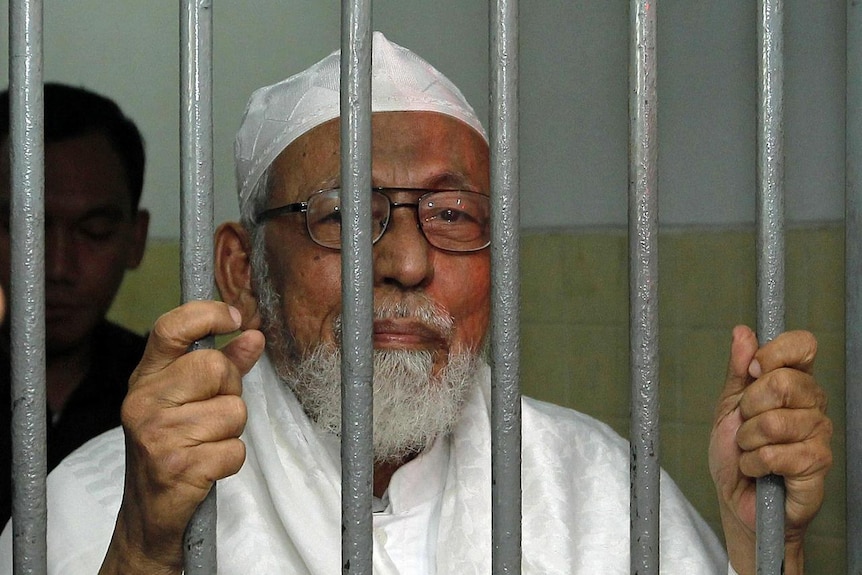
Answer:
[
  {"left": 489, "top": 1, "right": 522, "bottom": 573},
  {"left": 8, "top": 0, "right": 47, "bottom": 573},
  {"left": 847, "top": 0, "right": 862, "bottom": 573},
  {"left": 628, "top": 1, "right": 660, "bottom": 573},
  {"left": 3, "top": 3, "right": 824, "bottom": 575},
  {"left": 756, "top": 1, "right": 787, "bottom": 573},
  {"left": 179, "top": 0, "right": 217, "bottom": 573},
  {"left": 340, "top": 3, "right": 375, "bottom": 574}
]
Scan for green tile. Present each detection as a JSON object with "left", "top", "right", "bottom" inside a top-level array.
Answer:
[
  {"left": 108, "top": 240, "right": 181, "bottom": 335},
  {"left": 663, "top": 327, "right": 732, "bottom": 425},
  {"left": 661, "top": 422, "right": 720, "bottom": 529},
  {"left": 521, "top": 234, "right": 569, "bottom": 322},
  {"left": 811, "top": 330, "right": 846, "bottom": 434},
  {"left": 558, "top": 233, "right": 628, "bottom": 326},
  {"left": 803, "top": 534, "right": 845, "bottom": 575},
  {"left": 808, "top": 433, "right": 845, "bottom": 540},
  {"left": 659, "top": 230, "right": 756, "bottom": 329},
  {"left": 790, "top": 226, "right": 844, "bottom": 332},
  {"left": 521, "top": 232, "right": 628, "bottom": 326},
  {"left": 521, "top": 323, "right": 629, "bottom": 421},
  {"left": 520, "top": 322, "right": 574, "bottom": 404}
]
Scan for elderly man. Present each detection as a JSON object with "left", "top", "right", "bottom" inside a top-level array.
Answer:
[{"left": 1, "top": 33, "right": 830, "bottom": 574}]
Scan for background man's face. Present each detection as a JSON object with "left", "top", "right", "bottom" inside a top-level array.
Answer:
[
  {"left": 261, "top": 111, "right": 491, "bottom": 372},
  {"left": 0, "top": 132, "right": 148, "bottom": 353}
]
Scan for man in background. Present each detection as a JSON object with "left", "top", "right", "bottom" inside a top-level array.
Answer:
[{"left": 0, "top": 83, "right": 150, "bottom": 522}]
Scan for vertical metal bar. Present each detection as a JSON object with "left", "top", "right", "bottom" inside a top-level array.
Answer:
[
  {"left": 339, "top": 3, "right": 373, "bottom": 574},
  {"left": 8, "top": 0, "right": 47, "bottom": 573},
  {"left": 179, "top": 0, "right": 216, "bottom": 572},
  {"left": 756, "top": 1, "right": 786, "bottom": 573},
  {"left": 628, "top": 1, "right": 660, "bottom": 574},
  {"left": 489, "top": 1, "right": 521, "bottom": 573},
  {"left": 847, "top": 0, "right": 862, "bottom": 573}
]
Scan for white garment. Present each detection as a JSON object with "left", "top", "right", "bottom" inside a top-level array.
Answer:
[
  {"left": 0, "top": 355, "right": 729, "bottom": 573},
  {"left": 373, "top": 434, "right": 448, "bottom": 574}
]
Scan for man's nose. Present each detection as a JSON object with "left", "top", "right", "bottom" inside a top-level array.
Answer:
[
  {"left": 45, "top": 228, "right": 76, "bottom": 280},
  {"left": 372, "top": 207, "right": 433, "bottom": 289}
]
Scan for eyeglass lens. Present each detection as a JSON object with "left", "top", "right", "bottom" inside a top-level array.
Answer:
[{"left": 305, "top": 189, "right": 490, "bottom": 252}]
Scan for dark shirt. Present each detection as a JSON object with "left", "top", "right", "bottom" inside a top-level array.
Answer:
[{"left": 0, "top": 321, "right": 146, "bottom": 523}]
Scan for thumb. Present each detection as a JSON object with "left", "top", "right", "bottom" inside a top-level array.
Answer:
[
  {"left": 220, "top": 328, "right": 266, "bottom": 377},
  {"left": 135, "top": 301, "right": 243, "bottom": 380},
  {"left": 719, "top": 325, "right": 759, "bottom": 405}
]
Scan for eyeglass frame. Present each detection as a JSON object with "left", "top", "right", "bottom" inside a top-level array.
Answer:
[{"left": 254, "top": 186, "right": 492, "bottom": 253}]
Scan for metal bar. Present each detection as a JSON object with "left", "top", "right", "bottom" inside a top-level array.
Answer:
[
  {"left": 628, "top": 1, "right": 660, "bottom": 574},
  {"left": 755, "top": 1, "right": 786, "bottom": 573},
  {"left": 489, "top": 1, "right": 521, "bottom": 573},
  {"left": 8, "top": 0, "right": 47, "bottom": 573},
  {"left": 339, "top": 4, "right": 374, "bottom": 574},
  {"left": 847, "top": 0, "right": 862, "bottom": 572},
  {"left": 179, "top": 0, "right": 217, "bottom": 572}
]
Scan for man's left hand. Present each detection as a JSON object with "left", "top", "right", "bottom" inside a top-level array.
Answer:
[{"left": 709, "top": 326, "right": 833, "bottom": 575}]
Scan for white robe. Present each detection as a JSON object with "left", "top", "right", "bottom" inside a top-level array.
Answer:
[{"left": 0, "top": 355, "right": 728, "bottom": 573}]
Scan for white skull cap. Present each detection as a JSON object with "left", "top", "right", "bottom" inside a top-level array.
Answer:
[{"left": 235, "top": 31, "right": 487, "bottom": 213}]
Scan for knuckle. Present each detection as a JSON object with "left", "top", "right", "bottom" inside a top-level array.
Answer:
[
  {"left": 120, "top": 386, "right": 156, "bottom": 429},
  {"left": 815, "top": 385, "right": 829, "bottom": 412},
  {"left": 228, "top": 394, "right": 248, "bottom": 422},
  {"left": 151, "top": 309, "right": 178, "bottom": 343},
  {"left": 814, "top": 443, "right": 834, "bottom": 473},
  {"left": 189, "top": 349, "right": 235, "bottom": 386},
  {"left": 223, "top": 439, "right": 247, "bottom": 476},
  {"left": 219, "top": 395, "right": 248, "bottom": 434},
  {"left": 762, "top": 370, "right": 793, "bottom": 404},
  {"left": 161, "top": 449, "right": 201, "bottom": 487},
  {"left": 794, "top": 439, "right": 833, "bottom": 477},
  {"left": 756, "top": 444, "right": 781, "bottom": 473},
  {"left": 737, "top": 451, "right": 764, "bottom": 478},
  {"left": 813, "top": 415, "right": 834, "bottom": 445},
  {"left": 801, "top": 331, "right": 818, "bottom": 363},
  {"left": 756, "top": 411, "right": 786, "bottom": 440}
]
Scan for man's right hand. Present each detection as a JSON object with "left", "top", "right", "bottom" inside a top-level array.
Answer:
[{"left": 99, "top": 301, "right": 265, "bottom": 575}]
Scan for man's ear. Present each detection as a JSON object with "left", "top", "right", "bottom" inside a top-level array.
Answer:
[{"left": 215, "top": 221, "right": 261, "bottom": 330}]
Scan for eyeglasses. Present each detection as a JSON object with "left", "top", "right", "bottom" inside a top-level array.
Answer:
[{"left": 255, "top": 187, "right": 491, "bottom": 252}]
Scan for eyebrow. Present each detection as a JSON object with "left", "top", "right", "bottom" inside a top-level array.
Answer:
[
  {"left": 368, "top": 171, "right": 478, "bottom": 191},
  {"left": 311, "top": 170, "right": 479, "bottom": 194},
  {"left": 0, "top": 203, "right": 129, "bottom": 222},
  {"left": 76, "top": 205, "right": 130, "bottom": 221},
  {"left": 42, "top": 205, "right": 132, "bottom": 225},
  {"left": 422, "top": 171, "right": 477, "bottom": 191}
]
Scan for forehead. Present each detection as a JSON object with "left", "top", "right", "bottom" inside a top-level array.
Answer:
[
  {"left": 269, "top": 111, "right": 490, "bottom": 203},
  {"left": 0, "top": 132, "right": 132, "bottom": 214}
]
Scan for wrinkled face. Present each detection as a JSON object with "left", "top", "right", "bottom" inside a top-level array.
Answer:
[
  {"left": 0, "top": 132, "right": 147, "bottom": 353},
  {"left": 259, "top": 111, "right": 491, "bottom": 372}
]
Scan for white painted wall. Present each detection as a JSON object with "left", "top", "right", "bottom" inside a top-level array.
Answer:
[{"left": 0, "top": 1, "right": 845, "bottom": 238}]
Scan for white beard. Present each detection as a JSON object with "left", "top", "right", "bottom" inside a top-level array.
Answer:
[
  {"left": 278, "top": 344, "right": 478, "bottom": 462},
  {"left": 250, "top": 230, "right": 480, "bottom": 462}
]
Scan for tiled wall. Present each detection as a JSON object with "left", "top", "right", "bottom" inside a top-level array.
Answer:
[
  {"left": 110, "top": 225, "right": 846, "bottom": 573},
  {"left": 520, "top": 225, "right": 845, "bottom": 574}
]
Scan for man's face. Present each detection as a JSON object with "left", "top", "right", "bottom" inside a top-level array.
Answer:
[
  {"left": 259, "top": 111, "right": 491, "bottom": 373},
  {"left": 0, "top": 132, "right": 148, "bottom": 353}
]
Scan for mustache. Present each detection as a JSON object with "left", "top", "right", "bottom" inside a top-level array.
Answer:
[{"left": 332, "top": 295, "right": 455, "bottom": 342}]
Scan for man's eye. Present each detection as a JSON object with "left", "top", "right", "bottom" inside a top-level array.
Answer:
[
  {"left": 318, "top": 207, "right": 343, "bottom": 225},
  {"left": 428, "top": 208, "right": 474, "bottom": 224},
  {"left": 78, "top": 221, "right": 121, "bottom": 241}
]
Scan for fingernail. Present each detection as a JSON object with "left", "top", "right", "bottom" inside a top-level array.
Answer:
[
  {"left": 228, "top": 306, "right": 242, "bottom": 326},
  {"left": 748, "top": 359, "right": 762, "bottom": 378}
]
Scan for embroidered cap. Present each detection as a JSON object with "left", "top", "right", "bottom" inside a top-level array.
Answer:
[{"left": 234, "top": 31, "right": 487, "bottom": 213}]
